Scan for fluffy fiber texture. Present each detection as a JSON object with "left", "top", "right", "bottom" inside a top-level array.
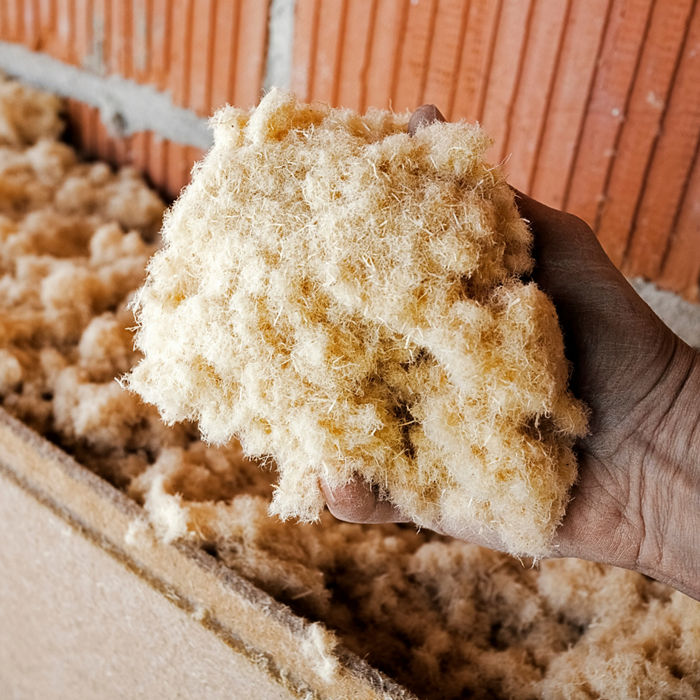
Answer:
[
  {"left": 0, "top": 75, "right": 170, "bottom": 487},
  {"left": 128, "top": 89, "right": 588, "bottom": 556},
  {"left": 136, "top": 466, "right": 700, "bottom": 700},
  {"left": 1, "top": 77, "right": 698, "bottom": 700},
  {"left": 0, "top": 72, "right": 63, "bottom": 146}
]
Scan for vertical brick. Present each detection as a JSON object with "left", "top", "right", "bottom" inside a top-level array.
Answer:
[
  {"left": 421, "top": 0, "right": 468, "bottom": 114},
  {"left": 292, "top": 0, "right": 320, "bottom": 101},
  {"left": 364, "top": 0, "right": 407, "bottom": 111},
  {"left": 4, "top": 1, "right": 24, "bottom": 42},
  {"left": 148, "top": 133, "right": 169, "bottom": 199},
  {"left": 149, "top": 0, "right": 171, "bottom": 91},
  {"left": 565, "top": 0, "right": 654, "bottom": 228},
  {"left": 91, "top": 0, "right": 110, "bottom": 75},
  {"left": 233, "top": 0, "right": 269, "bottom": 107},
  {"left": 209, "top": 0, "right": 240, "bottom": 111},
  {"left": 500, "top": 0, "right": 570, "bottom": 191},
  {"left": 478, "top": 0, "right": 534, "bottom": 158},
  {"left": 335, "top": 0, "right": 376, "bottom": 111},
  {"left": 168, "top": 0, "right": 192, "bottom": 107},
  {"left": 658, "top": 153, "right": 700, "bottom": 300},
  {"left": 73, "top": 0, "right": 92, "bottom": 70},
  {"left": 129, "top": 131, "right": 152, "bottom": 176},
  {"left": 22, "top": 0, "right": 39, "bottom": 48},
  {"left": 392, "top": 0, "right": 438, "bottom": 112},
  {"left": 110, "top": 0, "right": 132, "bottom": 77},
  {"left": 622, "top": 2, "right": 700, "bottom": 279},
  {"left": 131, "top": 0, "right": 152, "bottom": 83},
  {"left": 36, "top": 0, "right": 60, "bottom": 53},
  {"left": 595, "top": 0, "right": 694, "bottom": 265},
  {"left": 188, "top": 0, "right": 216, "bottom": 115},
  {"left": 450, "top": 0, "right": 502, "bottom": 122},
  {"left": 312, "top": 0, "right": 347, "bottom": 104},
  {"left": 528, "top": 0, "right": 610, "bottom": 208},
  {"left": 54, "top": 0, "right": 75, "bottom": 63}
]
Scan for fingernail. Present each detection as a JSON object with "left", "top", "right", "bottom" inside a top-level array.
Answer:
[
  {"left": 408, "top": 104, "right": 446, "bottom": 136},
  {"left": 319, "top": 479, "right": 336, "bottom": 505}
]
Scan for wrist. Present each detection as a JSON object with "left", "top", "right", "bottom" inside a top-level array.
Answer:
[{"left": 634, "top": 341, "right": 700, "bottom": 598}]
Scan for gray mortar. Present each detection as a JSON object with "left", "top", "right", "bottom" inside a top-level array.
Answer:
[
  {"left": 0, "top": 41, "right": 211, "bottom": 149},
  {"left": 264, "top": 0, "right": 295, "bottom": 92}
]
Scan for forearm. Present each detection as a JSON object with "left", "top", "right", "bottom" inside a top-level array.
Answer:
[{"left": 634, "top": 342, "right": 700, "bottom": 598}]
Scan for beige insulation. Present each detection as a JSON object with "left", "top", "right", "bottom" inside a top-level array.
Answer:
[
  {"left": 127, "top": 89, "right": 588, "bottom": 556},
  {"left": 1, "top": 76, "right": 698, "bottom": 700}
]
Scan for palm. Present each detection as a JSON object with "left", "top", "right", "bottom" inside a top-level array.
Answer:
[{"left": 516, "top": 192, "right": 683, "bottom": 567}]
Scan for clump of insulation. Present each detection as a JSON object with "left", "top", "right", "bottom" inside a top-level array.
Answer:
[
  {"left": 0, "top": 72, "right": 63, "bottom": 145},
  {"left": 128, "top": 89, "right": 588, "bottom": 556}
]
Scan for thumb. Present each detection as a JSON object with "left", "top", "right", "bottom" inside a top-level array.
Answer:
[{"left": 408, "top": 104, "right": 446, "bottom": 135}]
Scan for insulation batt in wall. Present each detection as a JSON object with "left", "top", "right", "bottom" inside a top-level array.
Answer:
[{"left": 1, "top": 75, "right": 700, "bottom": 700}]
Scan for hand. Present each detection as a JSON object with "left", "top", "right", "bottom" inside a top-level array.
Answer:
[{"left": 322, "top": 105, "right": 700, "bottom": 600}]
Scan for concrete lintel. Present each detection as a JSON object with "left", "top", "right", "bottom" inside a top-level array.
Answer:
[{"left": 0, "top": 40, "right": 212, "bottom": 150}]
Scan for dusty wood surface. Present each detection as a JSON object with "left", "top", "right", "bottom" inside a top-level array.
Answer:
[{"left": 0, "top": 407, "right": 414, "bottom": 700}]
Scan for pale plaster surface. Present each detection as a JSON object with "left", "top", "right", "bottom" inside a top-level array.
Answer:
[
  {"left": 0, "top": 471, "right": 293, "bottom": 700},
  {"left": 632, "top": 278, "right": 700, "bottom": 348},
  {"left": 264, "top": 0, "right": 295, "bottom": 92}
]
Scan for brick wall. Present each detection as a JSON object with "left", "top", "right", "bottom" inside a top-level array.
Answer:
[
  {"left": 0, "top": 0, "right": 269, "bottom": 199},
  {"left": 0, "top": 0, "right": 697, "bottom": 299}
]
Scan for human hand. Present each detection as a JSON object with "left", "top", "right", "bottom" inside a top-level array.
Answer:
[{"left": 322, "top": 105, "right": 700, "bottom": 599}]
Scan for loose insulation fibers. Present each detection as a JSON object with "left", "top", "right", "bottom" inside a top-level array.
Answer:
[
  {"left": 1, "top": 76, "right": 698, "bottom": 700},
  {"left": 128, "top": 90, "right": 588, "bottom": 557}
]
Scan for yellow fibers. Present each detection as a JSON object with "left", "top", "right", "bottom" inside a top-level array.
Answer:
[
  {"left": 0, "top": 76, "right": 168, "bottom": 487},
  {"left": 132, "top": 449, "right": 700, "bottom": 700},
  {"left": 128, "top": 90, "right": 587, "bottom": 555},
  {"left": 0, "top": 72, "right": 63, "bottom": 146}
]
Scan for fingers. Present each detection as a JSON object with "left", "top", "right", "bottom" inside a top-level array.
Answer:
[
  {"left": 408, "top": 104, "right": 446, "bottom": 135},
  {"left": 511, "top": 186, "right": 587, "bottom": 236},
  {"left": 321, "top": 475, "right": 409, "bottom": 524},
  {"left": 510, "top": 187, "right": 613, "bottom": 292},
  {"left": 510, "top": 187, "right": 548, "bottom": 221}
]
